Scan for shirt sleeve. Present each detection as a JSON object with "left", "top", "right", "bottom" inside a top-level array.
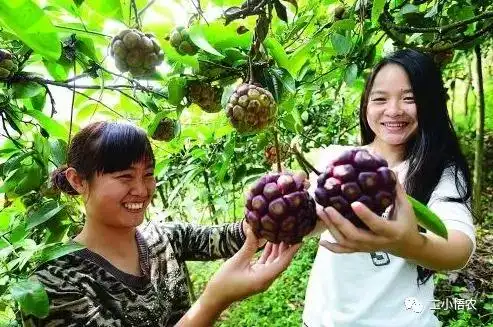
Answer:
[
  {"left": 427, "top": 166, "right": 476, "bottom": 266},
  {"left": 24, "top": 268, "right": 115, "bottom": 327},
  {"left": 156, "top": 220, "right": 246, "bottom": 261}
]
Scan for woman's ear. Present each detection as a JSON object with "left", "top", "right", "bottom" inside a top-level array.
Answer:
[{"left": 65, "top": 168, "right": 87, "bottom": 195}]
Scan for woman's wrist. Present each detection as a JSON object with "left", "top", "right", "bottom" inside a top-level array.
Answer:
[
  {"left": 200, "top": 286, "right": 231, "bottom": 313},
  {"left": 394, "top": 231, "right": 427, "bottom": 260}
]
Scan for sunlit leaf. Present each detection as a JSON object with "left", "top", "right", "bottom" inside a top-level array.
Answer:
[
  {"left": 371, "top": 0, "right": 385, "bottom": 26},
  {"left": 25, "top": 110, "right": 68, "bottom": 139},
  {"left": 0, "top": 0, "right": 61, "bottom": 61}
]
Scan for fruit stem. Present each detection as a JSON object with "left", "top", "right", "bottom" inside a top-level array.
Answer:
[
  {"left": 291, "top": 144, "right": 321, "bottom": 175},
  {"left": 273, "top": 130, "right": 282, "bottom": 173}
]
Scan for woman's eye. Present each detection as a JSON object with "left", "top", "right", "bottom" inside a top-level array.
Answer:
[
  {"left": 404, "top": 97, "right": 415, "bottom": 102},
  {"left": 371, "top": 97, "right": 386, "bottom": 102},
  {"left": 145, "top": 172, "right": 154, "bottom": 177},
  {"left": 118, "top": 174, "right": 132, "bottom": 179}
]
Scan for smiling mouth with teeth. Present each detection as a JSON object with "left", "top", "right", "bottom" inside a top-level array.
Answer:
[
  {"left": 381, "top": 122, "right": 409, "bottom": 127},
  {"left": 123, "top": 203, "right": 145, "bottom": 211}
]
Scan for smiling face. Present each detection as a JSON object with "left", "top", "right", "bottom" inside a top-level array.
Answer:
[
  {"left": 83, "top": 160, "right": 156, "bottom": 229},
  {"left": 366, "top": 64, "right": 418, "bottom": 147}
]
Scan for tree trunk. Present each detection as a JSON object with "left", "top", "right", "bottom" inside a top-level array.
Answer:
[
  {"left": 450, "top": 77, "right": 456, "bottom": 122},
  {"left": 472, "top": 45, "right": 485, "bottom": 219},
  {"left": 464, "top": 75, "right": 471, "bottom": 117}
]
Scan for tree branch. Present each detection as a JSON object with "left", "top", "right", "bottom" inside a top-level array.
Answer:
[
  {"left": 380, "top": 10, "right": 493, "bottom": 34},
  {"left": 54, "top": 25, "right": 112, "bottom": 39},
  {"left": 16, "top": 74, "right": 167, "bottom": 99}
]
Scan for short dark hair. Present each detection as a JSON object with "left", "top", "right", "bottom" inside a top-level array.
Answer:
[
  {"left": 359, "top": 49, "right": 473, "bottom": 284},
  {"left": 52, "top": 121, "right": 155, "bottom": 195}
]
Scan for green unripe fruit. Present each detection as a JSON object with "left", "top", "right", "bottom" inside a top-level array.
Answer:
[{"left": 110, "top": 29, "right": 165, "bottom": 78}]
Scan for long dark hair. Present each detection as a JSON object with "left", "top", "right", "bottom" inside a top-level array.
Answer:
[
  {"left": 51, "top": 121, "right": 155, "bottom": 195},
  {"left": 359, "top": 49, "right": 473, "bottom": 285}
]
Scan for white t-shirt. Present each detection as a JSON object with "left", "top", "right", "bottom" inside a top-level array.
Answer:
[{"left": 302, "top": 145, "right": 476, "bottom": 327}]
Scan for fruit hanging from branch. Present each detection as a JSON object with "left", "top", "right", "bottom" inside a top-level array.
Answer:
[
  {"left": 225, "top": 83, "right": 277, "bottom": 134},
  {"left": 110, "top": 29, "right": 165, "bottom": 78},
  {"left": 187, "top": 81, "right": 223, "bottom": 113},
  {"left": 169, "top": 26, "right": 199, "bottom": 56},
  {"left": 0, "top": 50, "right": 18, "bottom": 80},
  {"left": 151, "top": 117, "right": 177, "bottom": 142},
  {"left": 245, "top": 171, "right": 317, "bottom": 244}
]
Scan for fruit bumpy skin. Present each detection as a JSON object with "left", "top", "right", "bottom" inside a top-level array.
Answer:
[
  {"left": 187, "top": 81, "right": 223, "bottom": 113},
  {"left": 245, "top": 172, "right": 317, "bottom": 244},
  {"left": 169, "top": 26, "right": 199, "bottom": 56},
  {"left": 225, "top": 83, "right": 277, "bottom": 134},
  {"left": 0, "top": 49, "right": 18, "bottom": 80},
  {"left": 110, "top": 29, "right": 165, "bottom": 78},
  {"left": 314, "top": 148, "right": 397, "bottom": 229},
  {"left": 151, "top": 118, "right": 176, "bottom": 141}
]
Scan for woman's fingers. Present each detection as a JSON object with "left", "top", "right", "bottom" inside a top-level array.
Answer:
[
  {"left": 266, "top": 243, "right": 280, "bottom": 264},
  {"left": 258, "top": 242, "right": 273, "bottom": 264},
  {"left": 319, "top": 240, "right": 354, "bottom": 253}
]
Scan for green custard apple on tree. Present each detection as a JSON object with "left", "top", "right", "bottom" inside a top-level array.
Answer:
[
  {"left": 169, "top": 26, "right": 199, "bottom": 56},
  {"left": 110, "top": 29, "right": 165, "bottom": 78},
  {"left": 0, "top": 49, "right": 18, "bottom": 80},
  {"left": 150, "top": 117, "right": 178, "bottom": 142},
  {"left": 225, "top": 83, "right": 277, "bottom": 134},
  {"left": 187, "top": 81, "right": 223, "bottom": 113}
]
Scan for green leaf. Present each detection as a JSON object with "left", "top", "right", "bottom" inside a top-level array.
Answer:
[
  {"left": 344, "top": 63, "right": 358, "bottom": 86},
  {"left": 331, "top": 34, "right": 351, "bottom": 56},
  {"left": 12, "top": 82, "right": 44, "bottom": 99},
  {"left": 371, "top": 0, "right": 385, "bottom": 26},
  {"left": 49, "top": 139, "right": 67, "bottom": 166},
  {"left": 167, "top": 76, "right": 187, "bottom": 106},
  {"left": 25, "top": 110, "right": 68, "bottom": 139},
  {"left": 11, "top": 279, "right": 49, "bottom": 318},
  {"left": 264, "top": 38, "right": 290, "bottom": 71},
  {"left": 84, "top": 0, "right": 123, "bottom": 21},
  {"left": 0, "top": 0, "right": 61, "bottom": 61},
  {"left": 331, "top": 19, "right": 356, "bottom": 33},
  {"left": 77, "top": 36, "right": 99, "bottom": 62},
  {"left": 424, "top": 4, "right": 438, "bottom": 18},
  {"left": 44, "top": 60, "right": 69, "bottom": 81},
  {"left": 193, "top": 22, "right": 252, "bottom": 50},
  {"left": 39, "top": 242, "right": 85, "bottom": 264},
  {"left": 48, "top": 0, "right": 79, "bottom": 15},
  {"left": 188, "top": 26, "right": 225, "bottom": 58},
  {"left": 27, "top": 200, "right": 66, "bottom": 230},
  {"left": 29, "top": 90, "right": 48, "bottom": 111},
  {"left": 162, "top": 43, "right": 199, "bottom": 70},
  {"left": 288, "top": 36, "right": 320, "bottom": 78},
  {"left": 3, "top": 150, "right": 35, "bottom": 175},
  {"left": 1, "top": 164, "right": 44, "bottom": 198},
  {"left": 269, "top": 67, "right": 296, "bottom": 94},
  {"left": 407, "top": 195, "right": 448, "bottom": 239},
  {"left": 400, "top": 4, "right": 418, "bottom": 15}
]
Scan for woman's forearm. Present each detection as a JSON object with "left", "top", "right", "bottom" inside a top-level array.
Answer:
[
  {"left": 175, "top": 291, "right": 229, "bottom": 327},
  {"left": 399, "top": 230, "right": 474, "bottom": 271}
]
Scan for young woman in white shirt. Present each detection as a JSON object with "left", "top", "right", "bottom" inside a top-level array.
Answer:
[{"left": 302, "top": 49, "right": 476, "bottom": 327}]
